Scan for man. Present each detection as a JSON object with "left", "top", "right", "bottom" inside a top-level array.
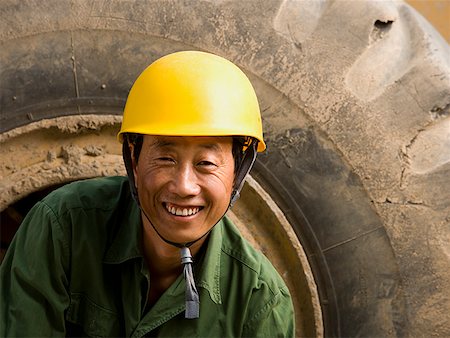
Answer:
[{"left": 1, "top": 51, "right": 295, "bottom": 336}]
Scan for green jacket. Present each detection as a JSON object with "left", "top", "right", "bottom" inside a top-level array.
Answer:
[{"left": 1, "top": 176, "right": 295, "bottom": 337}]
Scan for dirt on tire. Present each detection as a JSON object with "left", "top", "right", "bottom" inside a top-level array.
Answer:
[{"left": 1, "top": 1, "right": 449, "bottom": 336}]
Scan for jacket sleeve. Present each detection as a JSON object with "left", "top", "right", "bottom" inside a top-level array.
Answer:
[
  {"left": 0, "top": 201, "right": 70, "bottom": 337},
  {"left": 242, "top": 284, "right": 295, "bottom": 338}
]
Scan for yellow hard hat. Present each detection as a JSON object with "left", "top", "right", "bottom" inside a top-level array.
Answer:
[{"left": 118, "top": 50, "right": 266, "bottom": 152}]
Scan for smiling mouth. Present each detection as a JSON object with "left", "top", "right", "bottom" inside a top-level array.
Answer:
[{"left": 164, "top": 203, "right": 202, "bottom": 217}]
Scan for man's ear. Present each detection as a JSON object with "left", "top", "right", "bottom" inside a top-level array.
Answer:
[{"left": 128, "top": 141, "right": 138, "bottom": 184}]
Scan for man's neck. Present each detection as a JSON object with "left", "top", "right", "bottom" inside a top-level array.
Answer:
[
  {"left": 140, "top": 216, "right": 207, "bottom": 307},
  {"left": 141, "top": 218, "right": 206, "bottom": 270}
]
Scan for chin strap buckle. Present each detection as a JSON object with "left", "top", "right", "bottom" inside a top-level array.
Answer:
[{"left": 180, "top": 247, "right": 200, "bottom": 319}]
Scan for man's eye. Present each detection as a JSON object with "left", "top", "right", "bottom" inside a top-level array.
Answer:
[
  {"left": 158, "top": 157, "right": 175, "bottom": 163},
  {"left": 197, "top": 160, "right": 213, "bottom": 166}
]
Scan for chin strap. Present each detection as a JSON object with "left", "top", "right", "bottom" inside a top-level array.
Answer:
[
  {"left": 230, "top": 140, "right": 259, "bottom": 207},
  {"left": 140, "top": 208, "right": 206, "bottom": 319},
  {"left": 122, "top": 137, "right": 258, "bottom": 319}
]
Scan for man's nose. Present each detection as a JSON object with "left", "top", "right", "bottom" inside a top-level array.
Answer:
[{"left": 169, "top": 164, "right": 201, "bottom": 197}]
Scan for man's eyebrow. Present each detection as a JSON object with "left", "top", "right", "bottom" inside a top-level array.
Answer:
[
  {"left": 199, "top": 143, "right": 222, "bottom": 152},
  {"left": 151, "top": 139, "right": 175, "bottom": 148}
]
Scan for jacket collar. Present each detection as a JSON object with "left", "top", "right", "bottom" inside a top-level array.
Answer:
[{"left": 195, "top": 220, "right": 223, "bottom": 305}]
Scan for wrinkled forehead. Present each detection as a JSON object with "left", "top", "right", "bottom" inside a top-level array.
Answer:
[{"left": 143, "top": 135, "right": 233, "bottom": 152}]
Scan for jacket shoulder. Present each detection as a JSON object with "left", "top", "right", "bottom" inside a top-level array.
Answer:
[
  {"left": 43, "top": 176, "right": 131, "bottom": 213},
  {"left": 220, "top": 216, "right": 287, "bottom": 292}
]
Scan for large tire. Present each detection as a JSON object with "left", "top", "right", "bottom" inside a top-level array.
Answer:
[{"left": 1, "top": 1, "right": 449, "bottom": 336}]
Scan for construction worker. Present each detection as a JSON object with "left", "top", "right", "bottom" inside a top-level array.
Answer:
[{"left": 0, "top": 51, "right": 295, "bottom": 336}]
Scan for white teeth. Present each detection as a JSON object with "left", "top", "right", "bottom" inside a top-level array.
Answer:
[{"left": 166, "top": 204, "right": 200, "bottom": 217}]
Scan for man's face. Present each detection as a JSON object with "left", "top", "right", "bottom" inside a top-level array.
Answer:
[{"left": 132, "top": 135, "right": 235, "bottom": 244}]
